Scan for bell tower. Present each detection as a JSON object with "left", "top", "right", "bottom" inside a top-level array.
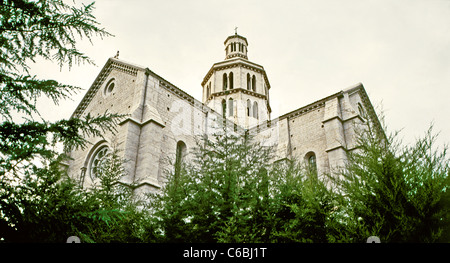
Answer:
[
  {"left": 202, "top": 32, "right": 272, "bottom": 129},
  {"left": 224, "top": 32, "right": 248, "bottom": 60}
]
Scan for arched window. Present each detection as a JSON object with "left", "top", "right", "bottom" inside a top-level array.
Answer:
[
  {"left": 247, "top": 73, "right": 251, "bottom": 90},
  {"left": 176, "top": 141, "right": 187, "bottom": 165},
  {"left": 305, "top": 152, "right": 317, "bottom": 175},
  {"left": 247, "top": 99, "right": 251, "bottom": 117},
  {"left": 89, "top": 145, "right": 109, "bottom": 180},
  {"left": 223, "top": 73, "right": 228, "bottom": 90},
  {"left": 222, "top": 99, "right": 227, "bottom": 118},
  {"left": 253, "top": 101, "right": 258, "bottom": 119},
  {"left": 175, "top": 140, "right": 187, "bottom": 175},
  {"left": 229, "top": 72, "right": 234, "bottom": 89},
  {"left": 206, "top": 83, "right": 211, "bottom": 99},
  {"left": 228, "top": 98, "right": 234, "bottom": 117},
  {"left": 252, "top": 75, "right": 256, "bottom": 92}
]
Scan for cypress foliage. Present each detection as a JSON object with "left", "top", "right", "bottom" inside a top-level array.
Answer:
[
  {"left": 150, "top": 129, "right": 334, "bottom": 243},
  {"left": 330, "top": 119, "right": 450, "bottom": 243},
  {"left": 0, "top": 0, "right": 134, "bottom": 243}
]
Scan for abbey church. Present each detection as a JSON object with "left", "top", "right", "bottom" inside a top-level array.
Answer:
[{"left": 66, "top": 33, "right": 381, "bottom": 194}]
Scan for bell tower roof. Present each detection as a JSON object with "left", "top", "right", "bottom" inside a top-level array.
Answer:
[{"left": 224, "top": 32, "right": 249, "bottom": 60}]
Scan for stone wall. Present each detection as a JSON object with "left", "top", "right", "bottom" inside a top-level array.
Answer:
[{"left": 66, "top": 57, "right": 378, "bottom": 195}]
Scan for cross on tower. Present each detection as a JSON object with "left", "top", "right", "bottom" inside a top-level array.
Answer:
[{"left": 234, "top": 27, "right": 238, "bottom": 35}]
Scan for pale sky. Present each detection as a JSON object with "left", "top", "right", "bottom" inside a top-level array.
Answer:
[{"left": 31, "top": 0, "right": 450, "bottom": 148}]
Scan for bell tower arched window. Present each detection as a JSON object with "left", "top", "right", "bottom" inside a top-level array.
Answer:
[
  {"left": 223, "top": 73, "right": 228, "bottom": 90},
  {"left": 222, "top": 99, "right": 227, "bottom": 118},
  {"left": 229, "top": 72, "right": 234, "bottom": 89},
  {"left": 247, "top": 73, "right": 251, "bottom": 90},
  {"left": 228, "top": 98, "right": 234, "bottom": 117},
  {"left": 206, "top": 82, "right": 211, "bottom": 99},
  {"left": 253, "top": 101, "right": 258, "bottom": 119},
  {"left": 252, "top": 75, "right": 256, "bottom": 92},
  {"left": 247, "top": 99, "right": 251, "bottom": 116}
]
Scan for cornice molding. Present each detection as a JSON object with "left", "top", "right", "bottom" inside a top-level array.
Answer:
[
  {"left": 224, "top": 34, "right": 248, "bottom": 45},
  {"left": 206, "top": 88, "right": 267, "bottom": 101},
  {"left": 225, "top": 53, "right": 248, "bottom": 60},
  {"left": 250, "top": 83, "right": 375, "bottom": 134},
  {"left": 201, "top": 59, "right": 271, "bottom": 91},
  {"left": 118, "top": 116, "right": 165, "bottom": 129}
]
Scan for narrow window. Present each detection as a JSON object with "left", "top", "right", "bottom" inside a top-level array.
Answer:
[
  {"left": 223, "top": 73, "right": 228, "bottom": 90},
  {"left": 175, "top": 140, "right": 187, "bottom": 175},
  {"left": 229, "top": 72, "right": 233, "bottom": 89},
  {"left": 253, "top": 101, "right": 258, "bottom": 119},
  {"left": 247, "top": 73, "right": 251, "bottom": 90},
  {"left": 228, "top": 98, "right": 234, "bottom": 117},
  {"left": 247, "top": 99, "right": 251, "bottom": 117},
  {"left": 222, "top": 99, "right": 227, "bottom": 118},
  {"left": 206, "top": 83, "right": 211, "bottom": 99},
  {"left": 252, "top": 75, "right": 256, "bottom": 92},
  {"left": 305, "top": 152, "right": 317, "bottom": 175}
]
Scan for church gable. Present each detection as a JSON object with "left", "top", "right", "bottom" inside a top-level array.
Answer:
[{"left": 71, "top": 58, "right": 146, "bottom": 119}]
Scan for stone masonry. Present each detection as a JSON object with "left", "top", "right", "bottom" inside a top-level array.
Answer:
[{"left": 65, "top": 33, "right": 382, "bottom": 195}]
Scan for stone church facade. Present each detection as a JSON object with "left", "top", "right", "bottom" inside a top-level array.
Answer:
[{"left": 66, "top": 33, "right": 381, "bottom": 195}]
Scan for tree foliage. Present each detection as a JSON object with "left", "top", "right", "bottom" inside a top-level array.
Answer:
[
  {"left": 150, "top": 119, "right": 449, "bottom": 243},
  {"left": 150, "top": 130, "right": 334, "bottom": 243},
  {"left": 0, "top": 148, "right": 148, "bottom": 242},
  {"left": 1, "top": 1, "right": 448, "bottom": 244},
  {"left": 330, "top": 119, "right": 450, "bottom": 243},
  {"left": 0, "top": 0, "right": 123, "bottom": 178},
  {"left": 0, "top": 0, "right": 133, "bottom": 242}
]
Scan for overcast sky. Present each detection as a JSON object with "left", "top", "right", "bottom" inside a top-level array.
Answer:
[{"left": 31, "top": 0, "right": 450, "bottom": 148}]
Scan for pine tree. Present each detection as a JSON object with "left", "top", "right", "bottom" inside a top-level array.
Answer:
[
  {"left": 0, "top": 0, "right": 133, "bottom": 242},
  {"left": 0, "top": 0, "right": 123, "bottom": 179},
  {"left": 331, "top": 118, "right": 450, "bottom": 242},
  {"left": 150, "top": 129, "right": 273, "bottom": 242},
  {"left": 150, "top": 128, "right": 335, "bottom": 243}
]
